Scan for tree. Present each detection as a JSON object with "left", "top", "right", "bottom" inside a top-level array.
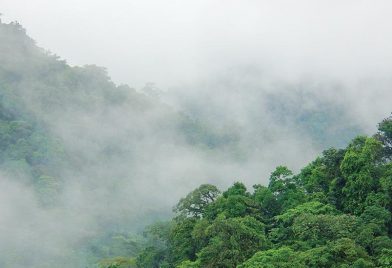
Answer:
[
  {"left": 269, "top": 201, "right": 337, "bottom": 246},
  {"left": 98, "top": 257, "right": 137, "bottom": 268},
  {"left": 133, "top": 117, "right": 392, "bottom": 268},
  {"left": 174, "top": 184, "right": 220, "bottom": 218},
  {"left": 223, "top": 182, "right": 248, "bottom": 197},
  {"left": 135, "top": 247, "right": 167, "bottom": 268},
  {"left": 135, "top": 222, "right": 171, "bottom": 268},
  {"left": 327, "top": 238, "right": 373, "bottom": 267},
  {"left": 268, "top": 166, "right": 305, "bottom": 211},
  {"left": 197, "top": 216, "right": 266, "bottom": 268},
  {"left": 376, "top": 115, "right": 392, "bottom": 160},
  {"left": 177, "top": 260, "right": 200, "bottom": 268},
  {"left": 238, "top": 247, "right": 305, "bottom": 268},
  {"left": 378, "top": 249, "right": 392, "bottom": 267},
  {"left": 167, "top": 218, "right": 198, "bottom": 266},
  {"left": 204, "top": 183, "right": 261, "bottom": 220},
  {"left": 380, "top": 163, "right": 392, "bottom": 234},
  {"left": 253, "top": 185, "right": 281, "bottom": 219},
  {"left": 268, "top": 166, "right": 294, "bottom": 194},
  {"left": 292, "top": 213, "right": 358, "bottom": 247},
  {"left": 340, "top": 136, "right": 383, "bottom": 214},
  {"left": 297, "top": 148, "right": 345, "bottom": 197}
]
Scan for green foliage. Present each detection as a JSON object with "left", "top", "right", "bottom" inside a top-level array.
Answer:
[
  {"left": 174, "top": 184, "right": 220, "bottom": 218},
  {"left": 268, "top": 166, "right": 294, "bottom": 194},
  {"left": 196, "top": 216, "right": 266, "bottom": 268},
  {"left": 168, "top": 218, "right": 199, "bottom": 266},
  {"left": 133, "top": 115, "right": 392, "bottom": 267},
  {"left": 176, "top": 260, "right": 201, "bottom": 268},
  {"left": 327, "top": 238, "right": 373, "bottom": 267},
  {"left": 253, "top": 185, "right": 281, "bottom": 219},
  {"left": 269, "top": 201, "right": 338, "bottom": 247},
  {"left": 376, "top": 115, "right": 392, "bottom": 159},
  {"left": 340, "top": 137, "right": 383, "bottom": 214},
  {"left": 269, "top": 166, "right": 306, "bottom": 211},
  {"left": 0, "top": 20, "right": 252, "bottom": 267},
  {"left": 1, "top": 20, "right": 392, "bottom": 268},
  {"left": 378, "top": 248, "right": 392, "bottom": 267},
  {"left": 85, "top": 233, "right": 144, "bottom": 266},
  {"left": 98, "top": 257, "right": 137, "bottom": 268},
  {"left": 223, "top": 182, "right": 248, "bottom": 197},
  {"left": 298, "top": 148, "right": 345, "bottom": 196},
  {"left": 134, "top": 222, "right": 172, "bottom": 268},
  {"left": 275, "top": 201, "right": 337, "bottom": 225},
  {"left": 136, "top": 247, "right": 167, "bottom": 268},
  {"left": 238, "top": 247, "right": 305, "bottom": 268},
  {"left": 292, "top": 213, "right": 358, "bottom": 247},
  {"left": 240, "top": 239, "right": 374, "bottom": 268}
]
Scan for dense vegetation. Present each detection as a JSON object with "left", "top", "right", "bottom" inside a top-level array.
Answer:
[
  {"left": 0, "top": 19, "right": 239, "bottom": 204},
  {"left": 101, "top": 116, "right": 392, "bottom": 267},
  {"left": 1, "top": 19, "right": 391, "bottom": 267},
  {"left": 0, "top": 20, "right": 241, "bottom": 267}
]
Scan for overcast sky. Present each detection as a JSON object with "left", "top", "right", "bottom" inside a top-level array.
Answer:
[{"left": 2, "top": 0, "right": 392, "bottom": 89}]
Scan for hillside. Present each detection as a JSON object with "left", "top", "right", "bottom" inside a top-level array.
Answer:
[
  {"left": 0, "top": 19, "right": 388, "bottom": 267},
  {"left": 108, "top": 117, "right": 392, "bottom": 267}
]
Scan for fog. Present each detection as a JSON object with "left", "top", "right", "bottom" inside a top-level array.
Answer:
[
  {"left": 3, "top": 0, "right": 392, "bottom": 87},
  {"left": 1, "top": 1, "right": 392, "bottom": 267},
  {"left": 3, "top": 0, "right": 391, "bottom": 127}
]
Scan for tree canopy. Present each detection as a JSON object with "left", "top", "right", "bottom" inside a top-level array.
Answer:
[{"left": 132, "top": 116, "right": 392, "bottom": 267}]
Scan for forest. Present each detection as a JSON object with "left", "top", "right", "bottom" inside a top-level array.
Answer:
[
  {"left": 100, "top": 116, "right": 392, "bottom": 267},
  {"left": 0, "top": 14, "right": 391, "bottom": 268}
]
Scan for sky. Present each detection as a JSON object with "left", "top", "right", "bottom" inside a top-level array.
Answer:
[{"left": 2, "top": 0, "right": 392, "bottom": 89}]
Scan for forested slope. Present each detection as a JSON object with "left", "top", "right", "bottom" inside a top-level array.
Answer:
[
  {"left": 0, "top": 20, "right": 241, "bottom": 267},
  {"left": 111, "top": 117, "right": 392, "bottom": 268},
  {"left": 1, "top": 19, "right": 390, "bottom": 267},
  {"left": 0, "top": 20, "right": 239, "bottom": 202}
]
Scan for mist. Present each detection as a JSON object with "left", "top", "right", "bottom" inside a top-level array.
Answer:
[
  {"left": 0, "top": 1, "right": 392, "bottom": 267},
  {"left": 2, "top": 1, "right": 392, "bottom": 87}
]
